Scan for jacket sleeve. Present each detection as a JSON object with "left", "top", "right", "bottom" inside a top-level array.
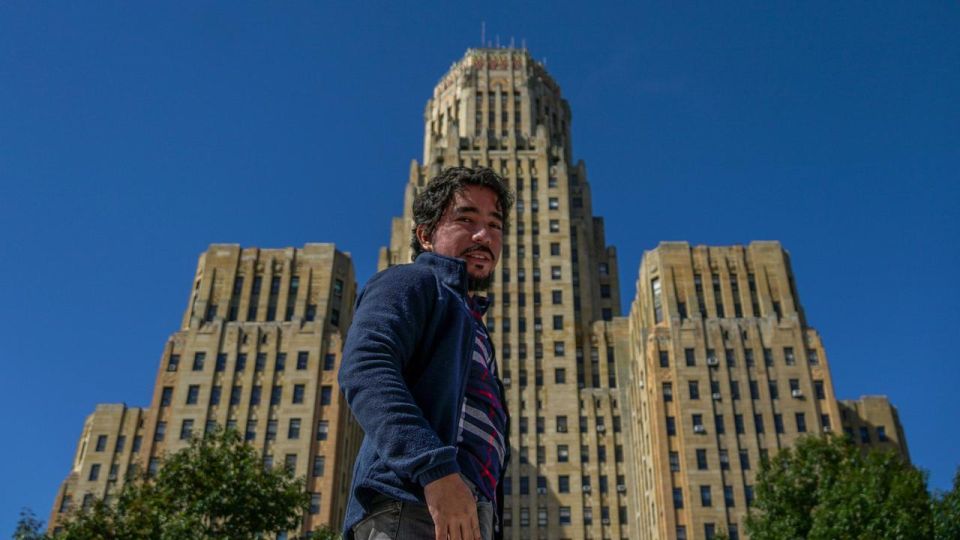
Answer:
[{"left": 338, "top": 267, "right": 460, "bottom": 487}]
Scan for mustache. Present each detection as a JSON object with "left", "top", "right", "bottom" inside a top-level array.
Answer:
[{"left": 461, "top": 245, "right": 495, "bottom": 259}]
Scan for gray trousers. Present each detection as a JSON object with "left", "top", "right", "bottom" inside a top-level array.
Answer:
[{"left": 353, "top": 477, "right": 494, "bottom": 540}]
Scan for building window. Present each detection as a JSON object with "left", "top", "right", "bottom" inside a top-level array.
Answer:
[
  {"left": 180, "top": 419, "right": 194, "bottom": 440},
  {"left": 167, "top": 354, "right": 180, "bottom": 372},
  {"left": 659, "top": 350, "right": 669, "bottom": 367},
  {"left": 309, "top": 493, "right": 321, "bottom": 515},
  {"left": 745, "top": 348, "right": 755, "bottom": 366},
  {"left": 331, "top": 308, "right": 340, "bottom": 326},
  {"left": 132, "top": 436, "right": 142, "bottom": 453},
  {"left": 662, "top": 382, "right": 673, "bottom": 402},
  {"left": 250, "top": 385, "right": 261, "bottom": 405},
  {"left": 88, "top": 463, "right": 100, "bottom": 481},
  {"left": 763, "top": 348, "right": 773, "bottom": 367},
  {"left": 745, "top": 485, "right": 755, "bottom": 506},
  {"left": 313, "top": 455, "right": 325, "bottom": 477},
  {"left": 685, "top": 348, "right": 695, "bottom": 366},
  {"left": 215, "top": 354, "right": 226, "bottom": 372},
  {"left": 877, "top": 426, "right": 888, "bottom": 442},
  {"left": 294, "top": 351, "right": 308, "bottom": 370},
  {"left": 814, "top": 380, "right": 825, "bottom": 399},
  {"left": 284, "top": 454, "right": 297, "bottom": 473},
  {"left": 554, "top": 341, "right": 566, "bottom": 356},
  {"left": 95, "top": 435, "right": 108, "bottom": 452},
  {"left": 552, "top": 290, "right": 562, "bottom": 304},
  {"left": 559, "top": 506, "right": 571, "bottom": 525},
  {"left": 697, "top": 449, "right": 708, "bottom": 470},
  {"left": 740, "top": 450, "right": 750, "bottom": 470},
  {"left": 316, "top": 420, "right": 329, "bottom": 441},
  {"left": 555, "top": 368, "right": 566, "bottom": 384},
  {"left": 548, "top": 197, "right": 559, "bottom": 210},
  {"left": 724, "top": 485, "right": 735, "bottom": 507},
  {"left": 183, "top": 384, "right": 200, "bottom": 405},
  {"left": 269, "top": 385, "right": 281, "bottom": 405},
  {"left": 288, "top": 418, "right": 301, "bottom": 439},
  {"left": 154, "top": 421, "right": 166, "bottom": 442},
  {"left": 551, "top": 266, "right": 561, "bottom": 280},
  {"left": 651, "top": 278, "right": 663, "bottom": 322},
  {"left": 784, "top": 347, "right": 796, "bottom": 365},
  {"left": 115, "top": 436, "right": 125, "bottom": 453},
  {"left": 293, "top": 384, "right": 305, "bottom": 404},
  {"left": 689, "top": 380, "right": 700, "bottom": 400},
  {"left": 266, "top": 420, "right": 277, "bottom": 441},
  {"left": 275, "top": 353, "right": 286, "bottom": 371},
  {"left": 673, "top": 488, "right": 684, "bottom": 508},
  {"left": 860, "top": 426, "right": 871, "bottom": 443},
  {"left": 320, "top": 386, "right": 332, "bottom": 405},
  {"left": 323, "top": 354, "right": 336, "bottom": 370},
  {"left": 735, "top": 414, "right": 745, "bottom": 434},
  {"left": 700, "top": 485, "right": 712, "bottom": 506},
  {"left": 807, "top": 349, "right": 820, "bottom": 365},
  {"left": 558, "top": 444, "right": 569, "bottom": 462},
  {"left": 666, "top": 416, "right": 676, "bottom": 436},
  {"left": 245, "top": 419, "right": 257, "bottom": 441},
  {"left": 715, "top": 414, "right": 725, "bottom": 434},
  {"left": 769, "top": 380, "right": 779, "bottom": 400},
  {"left": 774, "top": 414, "right": 784, "bottom": 434},
  {"left": 669, "top": 451, "right": 680, "bottom": 472},
  {"left": 192, "top": 352, "right": 205, "bottom": 371},
  {"left": 236, "top": 353, "right": 247, "bottom": 371},
  {"left": 754, "top": 414, "right": 765, "bottom": 433},
  {"left": 255, "top": 353, "right": 266, "bottom": 372},
  {"left": 749, "top": 380, "right": 760, "bottom": 400},
  {"left": 160, "top": 387, "right": 173, "bottom": 407}
]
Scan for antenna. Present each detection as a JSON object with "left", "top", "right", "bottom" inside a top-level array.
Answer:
[
  {"left": 521, "top": 38, "right": 527, "bottom": 50},
  {"left": 496, "top": 34, "right": 500, "bottom": 48},
  {"left": 481, "top": 21, "right": 485, "bottom": 46},
  {"left": 510, "top": 36, "right": 515, "bottom": 48}
]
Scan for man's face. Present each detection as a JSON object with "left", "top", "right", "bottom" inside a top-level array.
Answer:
[{"left": 417, "top": 185, "right": 503, "bottom": 290}]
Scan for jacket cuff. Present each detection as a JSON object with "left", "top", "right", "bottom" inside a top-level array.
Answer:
[{"left": 416, "top": 460, "right": 461, "bottom": 487}]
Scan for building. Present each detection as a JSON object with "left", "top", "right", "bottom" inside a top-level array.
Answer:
[
  {"left": 49, "top": 243, "right": 362, "bottom": 536},
  {"left": 840, "top": 395, "right": 910, "bottom": 459},
  {"left": 380, "top": 48, "right": 629, "bottom": 540},
  {"left": 49, "top": 49, "right": 910, "bottom": 539},
  {"left": 617, "top": 241, "right": 910, "bottom": 540}
]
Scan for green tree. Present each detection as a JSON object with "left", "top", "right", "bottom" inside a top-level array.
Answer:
[
  {"left": 933, "top": 468, "right": 960, "bottom": 540},
  {"left": 745, "top": 435, "right": 932, "bottom": 540},
  {"left": 55, "top": 428, "right": 309, "bottom": 540},
  {"left": 12, "top": 508, "right": 45, "bottom": 540}
]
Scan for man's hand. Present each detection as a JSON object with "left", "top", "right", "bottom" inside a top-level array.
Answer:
[{"left": 423, "top": 473, "right": 481, "bottom": 540}]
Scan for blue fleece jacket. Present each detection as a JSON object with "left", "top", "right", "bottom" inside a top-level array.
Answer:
[{"left": 338, "top": 252, "right": 509, "bottom": 539}]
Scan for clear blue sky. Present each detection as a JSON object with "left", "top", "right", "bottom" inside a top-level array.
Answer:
[{"left": 1, "top": 1, "right": 957, "bottom": 532}]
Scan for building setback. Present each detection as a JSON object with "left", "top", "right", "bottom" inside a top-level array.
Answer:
[{"left": 49, "top": 243, "right": 362, "bottom": 537}]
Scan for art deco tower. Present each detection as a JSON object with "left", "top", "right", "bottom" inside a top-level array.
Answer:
[
  {"left": 618, "top": 241, "right": 893, "bottom": 539},
  {"left": 49, "top": 244, "right": 363, "bottom": 536},
  {"left": 381, "top": 48, "right": 629, "bottom": 540}
]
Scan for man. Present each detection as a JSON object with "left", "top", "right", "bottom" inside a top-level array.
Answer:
[{"left": 339, "top": 167, "right": 513, "bottom": 540}]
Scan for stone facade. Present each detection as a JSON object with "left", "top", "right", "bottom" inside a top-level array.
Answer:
[
  {"left": 50, "top": 243, "right": 361, "bottom": 536},
  {"left": 381, "top": 48, "right": 628, "bottom": 540},
  {"left": 840, "top": 395, "right": 910, "bottom": 459}
]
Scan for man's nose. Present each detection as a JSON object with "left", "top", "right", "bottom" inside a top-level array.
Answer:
[{"left": 472, "top": 226, "right": 494, "bottom": 244}]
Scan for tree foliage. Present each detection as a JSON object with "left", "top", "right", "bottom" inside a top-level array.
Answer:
[
  {"left": 53, "top": 428, "right": 310, "bottom": 540},
  {"left": 933, "top": 468, "right": 960, "bottom": 540},
  {"left": 12, "top": 508, "right": 45, "bottom": 540},
  {"left": 745, "top": 435, "right": 932, "bottom": 540}
]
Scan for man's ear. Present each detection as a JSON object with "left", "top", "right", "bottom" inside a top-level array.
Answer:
[{"left": 415, "top": 224, "right": 433, "bottom": 252}]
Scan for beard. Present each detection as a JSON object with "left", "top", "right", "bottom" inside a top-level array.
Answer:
[{"left": 467, "top": 272, "right": 494, "bottom": 292}]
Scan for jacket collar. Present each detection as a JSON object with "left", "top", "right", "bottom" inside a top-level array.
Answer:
[{"left": 415, "top": 252, "right": 470, "bottom": 295}]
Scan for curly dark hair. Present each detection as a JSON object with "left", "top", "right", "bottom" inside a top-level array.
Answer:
[{"left": 410, "top": 167, "right": 514, "bottom": 260}]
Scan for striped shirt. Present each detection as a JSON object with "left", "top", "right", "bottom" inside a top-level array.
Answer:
[{"left": 456, "top": 295, "right": 507, "bottom": 504}]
